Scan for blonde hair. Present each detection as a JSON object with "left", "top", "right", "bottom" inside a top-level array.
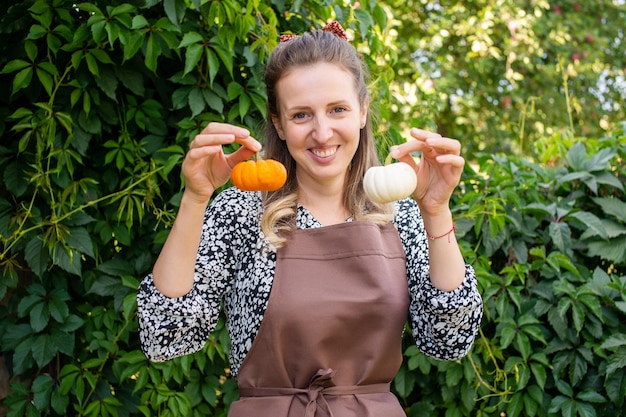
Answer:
[{"left": 261, "top": 28, "right": 394, "bottom": 248}]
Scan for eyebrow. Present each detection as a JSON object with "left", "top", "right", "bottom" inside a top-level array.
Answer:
[{"left": 284, "top": 101, "right": 352, "bottom": 112}]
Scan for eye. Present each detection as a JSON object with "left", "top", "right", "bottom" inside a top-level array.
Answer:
[
  {"left": 332, "top": 107, "right": 347, "bottom": 114},
  {"left": 291, "top": 112, "right": 309, "bottom": 120}
]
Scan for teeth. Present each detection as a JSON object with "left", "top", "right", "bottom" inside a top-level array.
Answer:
[{"left": 312, "top": 147, "right": 337, "bottom": 157}]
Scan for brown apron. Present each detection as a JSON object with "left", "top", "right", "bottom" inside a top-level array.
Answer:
[{"left": 228, "top": 221, "right": 410, "bottom": 417}]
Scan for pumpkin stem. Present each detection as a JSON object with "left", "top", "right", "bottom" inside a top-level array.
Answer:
[{"left": 384, "top": 153, "right": 394, "bottom": 166}]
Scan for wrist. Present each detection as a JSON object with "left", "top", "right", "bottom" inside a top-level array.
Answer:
[
  {"left": 422, "top": 209, "right": 455, "bottom": 240},
  {"left": 181, "top": 189, "right": 213, "bottom": 209}
]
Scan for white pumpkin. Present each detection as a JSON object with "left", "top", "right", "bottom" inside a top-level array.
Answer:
[{"left": 363, "top": 162, "right": 417, "bottom": 203}]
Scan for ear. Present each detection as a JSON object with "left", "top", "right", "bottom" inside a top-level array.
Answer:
[
  {"left": 360, "top": 99, "right": 370, "bottom": 128},
  {"left": 271, "top": 115, "right": 285, "bottom": 140}
]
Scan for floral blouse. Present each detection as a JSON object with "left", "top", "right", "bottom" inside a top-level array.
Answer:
[{"left": 137, "top": 187, "right": 483, "bottom": 377}]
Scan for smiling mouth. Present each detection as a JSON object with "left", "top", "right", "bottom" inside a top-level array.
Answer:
[{"left": 311, "top": 147, "right": 338, "bottom": 158}]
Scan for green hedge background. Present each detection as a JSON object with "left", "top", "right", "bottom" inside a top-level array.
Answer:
[{"left": 0, "top": 0, "right": 624, "bottom": 416}]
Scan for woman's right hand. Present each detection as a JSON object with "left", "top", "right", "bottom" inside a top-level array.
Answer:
[{"left": 181, "top": 122, "right": 262, "bottom": 203}]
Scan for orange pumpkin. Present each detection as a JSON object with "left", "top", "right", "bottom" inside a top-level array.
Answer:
[{"left": 231, "top": 159, "right": 287, "bottom": 191}]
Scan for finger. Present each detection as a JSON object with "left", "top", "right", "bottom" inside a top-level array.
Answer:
[
  {"left": 390, "top": 147, "right": 419, "bottom": 168},
  {"left": 436, "top": 154, "right": 466, "bottom": 168},
  {"left": 409, "top": 128, "right": 461, "bottom": 155},
  {"left": 185, "top": 144, "right": 223, "bottom": 161},
  {"left": 234, "top": 135, "right": 263, "bottom": 153},
  {"left": 191, "top": 133, "right": 262, "bottom": 153},
  {"left": 224, "top": 146, "right": 257, "bottom": 168},
  {"left": 201, "top": 122, "right": 249, "bottom": 137},
  {"left": 409, "top": 127, "right": 442, "bottom": 142}
]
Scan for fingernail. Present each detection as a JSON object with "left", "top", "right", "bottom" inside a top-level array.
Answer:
[{"left": 390, "top": 146, "right": 399, "bottom": 157}]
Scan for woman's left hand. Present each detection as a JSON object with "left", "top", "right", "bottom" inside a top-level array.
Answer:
[{"left": 390, "top": 128, "right": 465, "bottom": 216}]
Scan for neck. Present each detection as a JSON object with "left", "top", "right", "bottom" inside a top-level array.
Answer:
[{"left": 298, "top": 191, "right": 350, "bottom": 226}]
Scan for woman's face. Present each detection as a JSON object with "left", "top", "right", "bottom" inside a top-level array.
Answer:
[{"left": 272, "top": 62, "right": 367, "bottom": 190}]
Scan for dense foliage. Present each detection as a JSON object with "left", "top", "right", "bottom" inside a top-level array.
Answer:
[
  {"left": 0, "top": 0, "right": 624, "bottom": 416},
  {"left": 398, "top": 128, "right": 626, "bottom": 416},
  {"left": 383, "top": 0, "right": 626, "bottom": 155}
]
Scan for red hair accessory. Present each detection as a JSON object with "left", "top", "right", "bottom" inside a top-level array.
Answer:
[
  {"left": 280, "top": 34, "right": 298, "bottom": 42},
  {"left": 321, "top": 21, "right": 348, "bottom": 41},
  {"left": 279, "top": 21, "right": 348, "bottom": 43}
]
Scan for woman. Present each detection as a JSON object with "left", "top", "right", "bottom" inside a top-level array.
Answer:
[{"left": 137, "top": 22, "right": 483, "bottom": 417}]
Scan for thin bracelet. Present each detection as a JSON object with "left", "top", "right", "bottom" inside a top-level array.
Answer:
[{"left": 426, "top": 222, "right": 456, "bottom": 243}]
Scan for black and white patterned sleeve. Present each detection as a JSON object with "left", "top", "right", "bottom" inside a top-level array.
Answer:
[
  {"left": 394, "top": 199, "right": 483, "bottom": 361},
  {"left": 137, "top": 188, "right": 246, "bottom": 362}
]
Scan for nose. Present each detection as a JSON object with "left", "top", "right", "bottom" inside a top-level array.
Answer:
[{"left": 312, "top": 115, "right": 333, "bottom": 143}]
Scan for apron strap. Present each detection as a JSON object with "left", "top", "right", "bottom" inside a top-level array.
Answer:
[{"left": 238, "top": 369, "right": 391, "bottom": 417}]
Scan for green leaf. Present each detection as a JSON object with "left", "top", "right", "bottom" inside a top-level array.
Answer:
[
  {"left": 55, "top": 246, "right": 82, "bottom": 276},
  {"left": 203, "top": 89, "right": 223, "bottom": 113},
  {"left": 514, "top": 332, "right": 531, "bottom": 360},
  {"left": 586, "top": 234, "right": 626, "bottom": 264},
  {"left": 30, "top": 301, "right": 50, "bottom": 332},
  {"left": 164, "top": 0, "right": 186, "bottom": 26},
  {"left": 50, "top": 385, "right": 69, "bottom": 414},
  {"left": 24, "top": 40, "right": 38, "bottom": 61},
  {"left": 500, "top": 326, "right": 515, "bottom": 348},
  {"left": 91, "top": 48, "right": 113, "bottom": 64},
  {"left": 206, "top": 47, "right": 219, "bottom": 85},
  {"left": 592, "top": 197, "right": 626, "bottom": 222},
  {"left": 32, "top": 334, "right": 57, "bottom": 367},
  {"left": 567, "top": 211, "right": 607, "bottom": 239},
  {"left": 188, "top": 88, "right": 205, "bottom": 116},
  {"left": 123, "top": 292, "right": 137, "bottom": 321},
  {"left": 36, "top": 67, "right": 54, "bottom": 96},
  {"left": 506, "top": 392, "right": 524, "bottom": 417},
  {"left": 87, "top": 275, "right": 120, "bottom": 296},
  {"left": 17, "top": 294, "right": 42, "bottom": 318},
  {"left": 570, "top": 353, "right": 588, "bottom": 385},
  {"left": 549, "top": 222, "right": 571, "bottom": 254},
  {"left": 123, "top": 31, "right": 144, "bottom": 61},
  {"left": 211, "top": 43, "right": 233, "bottom": 78},
  {"left": 66, "top": 226, "right": 95, "bottom": 258},
  {"left": 48, "top": 296, "right": 69, "bottom": 322},
  {"left": 239, "top": 93, "right": 251, "bottom": 119},
  {"left": 85, "top": 52, "right": 99, "bottom": 77},
  {"left": 183, "top": 43, "right": 203, "bottom": 76},
  {"left": 145, "top": 33, "right": 160, "bottom": 73},
  {"left": 1, "top": 324, "right": 32, "bottom": 350},
  {"left": 393, "top": 366, "right": 415, "bottom": 399},
  {"left": 1, "top": 59, "right": 31, "bottom": 74},
  {"left": 110, "top": 3, "right": 136, "bottom": 16},
  {"left": 12, "top": 67, "right": 33, "bottom": 94},
  {"left": 179, "top": 31, "right": 203, "bottom": 48},
  {"left": 77, "top": 2, "right": 103, "bottom": 15},
  {"left": 604, "top": 371, "right": 626, "bottom": 405},
  {"left": 577, "top": 391, "right": 606, "bottom": 403},
  {"left": 97, "top": 258, "right": 133, "bottom": 276},
  {"left": 566, "top": 142, "right": 587, "bottom": 171},
  {"left": 24, "top": 236, "right": 50, "bottom": 277},
  {"left": 59, "top": 314, "right": 84, "bottom": 332},
  {"left": 601, "top": 334, "right": 626, "bottom": 350},
  {"left": 606, "top": 348, "right": 626, "bottom": 375},
  {"left": 530, "top": 362, "right": 547, "bottom": 390},
  {"left": 32, "top": 374, "right": 53, "bottom": 410},
  {"left": 131, "top": 15, "right": 149, "bottom": 29},
  {"left": 594, "top": 170, "right": 624, "bottom": 191},
  {"left": 59, "top": 365, "right": 80, "bottom": 395},
  {"left": 571, "top": 302, "right": 585, "bottom": 333}
]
